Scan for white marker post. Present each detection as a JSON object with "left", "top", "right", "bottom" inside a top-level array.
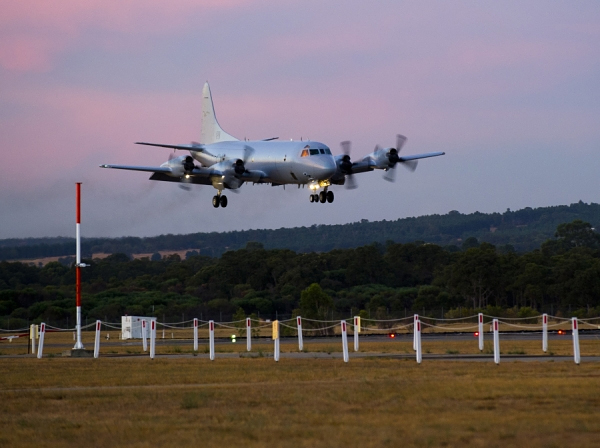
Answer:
[
  {"left": 415, "top": 318, "right": 422, "bottom": 364},
  {"left": 209, "top": 320, "right": 215, "bottom": 361},
  {"left": 341, "top": 320, "right": 349, "bottom": 363},
  {"left": 73, "top": 183, "right": 85, "bottom": 350},
  {"left": 37, "top": 323, "right": 46, "bottom": 359},
  {"left": 493, "top": 319, "right": 500, "bottom": 364},
  {"left": 30, "top": 324, "right": 36, "bottom": 355},
  {"left": 413, "top": 314, "right": 419, "bottom": 351},
  {"left": 142, "top": 320, "right": 148, "bottom": 352},
  {"left": 296, "top": 316, "right": 303, "bottom": 351},
  {"left": 478, "top": 313, "right": 484, "bottom": 351},
  {"left": 94, "top": 320, "right": 101, "bottom": 358},
  {"left": 354, "top": 316, "right": 360, "bottom": 352},
  {"left": 542, "top": 314, "right": 548, "bottom": 353},
  {"left": 273, "top": 320, "right": 280, "bottom": 362},
  {"left": 191, "top": 318, "right": 198, "bottom": 351},
  {"left": 149, "top": 319, "right": 156, "bottom": 359},
  {"left": 572, "top": 317, "right": 580, "bottom": 365},
  {"left": 246, "top": 317, "right": 252, "bottom": 352}
]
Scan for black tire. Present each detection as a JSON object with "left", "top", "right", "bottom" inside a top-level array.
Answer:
[
  {"left": 314, "top": 194, "right": 319, "bottom": 204},
  {"left": 220, "top": 195, "right": 228, "bottom": 208},
  {"left": 212, "top": 196, "right": 220, "bottom": 208},
  {"left": 309, "top": 195, "right": 314, "bottom": 203},
  {"left": 319, "top": 191, "right": 326, "bottom": 203},
  {"left": 327, "top": 191, "right": 334, "bottom": 203}
]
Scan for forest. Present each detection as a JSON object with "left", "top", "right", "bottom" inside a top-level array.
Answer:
[
  {"left": 1, "top": 219, "right": 599, "bottom": 330},
  {"left": 1, "top": 201, "right": 600, "bottom": 261}
]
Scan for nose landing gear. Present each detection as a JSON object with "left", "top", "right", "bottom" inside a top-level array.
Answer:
[{"left": 212, "top": 192, "right": 228, "bottom": 208}]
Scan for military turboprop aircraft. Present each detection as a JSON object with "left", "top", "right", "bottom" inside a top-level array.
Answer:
[{"left": 100, "top": 83, "right": 444, "bottom": 208}]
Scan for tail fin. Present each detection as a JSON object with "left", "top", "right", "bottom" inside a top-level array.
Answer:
[{"left": 201, "top": 82, "right": 238, "bottom": 144}]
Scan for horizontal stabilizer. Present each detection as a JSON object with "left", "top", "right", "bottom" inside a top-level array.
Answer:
[{"left": 136, "top": 142, "right": 205, "bottom": 151}]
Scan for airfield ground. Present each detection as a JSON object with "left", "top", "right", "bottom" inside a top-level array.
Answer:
[{"left": 1, "top": 333, "right": 600, "bottom": 447}]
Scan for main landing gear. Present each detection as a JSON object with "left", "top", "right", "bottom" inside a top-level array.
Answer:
[
  {"left": 212, "top": 193, "right": 227, "bottom": 208},
  {"left": 309, "top": 190, "right": 334, "bottom": 204}
]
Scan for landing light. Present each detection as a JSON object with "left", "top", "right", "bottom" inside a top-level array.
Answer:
[{"left": 185, "top": 174, "right": 190, "bottom": 179}]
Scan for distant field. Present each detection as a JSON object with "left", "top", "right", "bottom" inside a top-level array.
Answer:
[{"left": 1, "top": 357, "right": 599, "bottom": 447}]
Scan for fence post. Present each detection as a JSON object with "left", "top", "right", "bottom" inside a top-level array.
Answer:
[
  {"left": 246, "top": 317, "right": 252, "bottom": 352},
  {"left": 415, "top": 318, "right": 422, "bottom": 364},
  {"left": 209, "top": 320, "right": 215, "bottom": 361},
  {"left": 142, "top": 320, "right": 148, "bottom": 352},
  {"left": 150, "top": 319, "right": 156, "bottom": 359},
  {"left": 413, "top": 314, "right": 419, "bottom": 351},
  {"left": 30, "top": 324, "right": 36, "bottom": 355},
  {"left": 273, "top": 320, "right": 280, "bottom": 362},
  {"left": 493, "top": 319, "right": 500, "bottom": 364},
  {"left": 193, "top": 318, "right": 198, "bottom": 352},
  {"left": 296, "top": 316, "right": 303, "bottom": 351},
  {"left": 94, "top": 320, "right": 101, "bottom": 358},
  {"left": 341, "top": 320, "right": 349, "bottom": 363},
  {"left": 478, "top": 313, "right": 484, "bottom": 351},
  {"left": 572, "top": 317, "right": 580, "bottom": 365},
  {"left": 37, "top": 323, "right": 46, "bottom": 359},
  {"left": 542, "top": 314, "right": 548, "bottom": 353},
  {"left": 354, "top": 316, "right": 360, "bottom": 352}
]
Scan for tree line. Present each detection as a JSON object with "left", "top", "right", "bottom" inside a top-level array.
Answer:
[{"left": 1, "top": 201, "right": 599, "bottom": 261}]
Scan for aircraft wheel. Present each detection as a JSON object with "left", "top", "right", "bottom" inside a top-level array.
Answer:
[
  {"left": 327, "top": 191, "right": 334, "bottom": 203},
  {"left": 309, "top": 195, "right": 314, "bottom": 203},
  {"left": 319, "top": 191, "right": 327, "bottom": 203},
  {"left": 212, "top": 196, "right": 220, "bottom": 208},
  {"left": 220, "top": 195, "right": 228, "bottom": 208},
  {"left": 314, "top": 194, "right": 319, "bottom": 204}
]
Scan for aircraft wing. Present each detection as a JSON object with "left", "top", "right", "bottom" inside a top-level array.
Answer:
[
  {"left": 399, "top": 151, "right": 445, "bottom": 161},
  {"left": 99, "top": 164, "right": 173, "bottom": 173},
  {"left": 136, "top": 142, "right": 205, "bottom": 151}
]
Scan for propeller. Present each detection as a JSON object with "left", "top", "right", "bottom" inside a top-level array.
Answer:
[
  {"left": 233, "top": 145, "right": 255, "bottom": 177},
  {"left": 382, "top": 134, "right": 418, "bottom": 182},
  {"left": 339, "top": 141, "right": 357, "bottom": 189}
]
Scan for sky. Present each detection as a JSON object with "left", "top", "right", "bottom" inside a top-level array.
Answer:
[{"left": 1, "top": 1, "right": 599, "bottom": 239}]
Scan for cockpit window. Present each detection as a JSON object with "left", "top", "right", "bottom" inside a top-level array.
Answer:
[
  {"left": 301, "top": 149, "right": 309, "bottom": 157},
  {"left": 324, "top": 148, "right": 331, "bottom": 155},
  {"left": 319, "top": 148, "right": 325, "bottom": 154},
  {"left": 309, "top": 149, "right": 319, "bottom": 155}
]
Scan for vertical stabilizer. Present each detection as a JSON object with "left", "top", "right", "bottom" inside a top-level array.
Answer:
[{"left": 201, "top": 82, "right": 238, "bottom": 144}]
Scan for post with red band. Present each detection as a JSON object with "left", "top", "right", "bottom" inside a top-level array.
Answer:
[
  {"left": 413, "top": 314, "right": 419, "bottom": 351},
  {"left": 296, "top": 316, "right": 303, "bottom": 351},
  {"left": 415, "top": 319, "right": 422, "bottom": 364},
  {"left": 149, "top": 319, "right": 156, "bottom": 359},
  {"left": 94, "top": 320, "right": 101, "bottom": 358},
  {"left": 478, "top": 313, "right": 484, "bottom": 351},
  {"left": 209, "top": 320, "right": 215, "bottom": 361},
  {"left": 273, "top": 320, "right": 280, "bottom": 362},
  {"left": 142, "top": 320, "right": 148, "bottom": 352},
  {"left": 542, "top": 314, "right": 548, "bottom": 353},
  {"left": 246, "top": 317, "right": 252, "bottom": 351},
  {"left": 73, "top": 183, "right": 85, "bottom": 350},
  {"left": 353, "top": 316, "right": 360, "bottom": 352},
  {"left": 493, "top": 319, "right": 500, "bottom": 364},
  {"left": 37, "top": 323, "right": 46, "bottom": 359},
  {"left": 193, "top": 318, "right": 199, "bottom": 352},
  {"left": 572, "top": 317, "right": 580, "bottom": 365},
  {"left": 341, "top": 320, "right": 349, "bottom": 363}
]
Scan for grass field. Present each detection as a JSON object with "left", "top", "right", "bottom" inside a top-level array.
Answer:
[{"left": 1, "top": 356, "right": 600, "bottom": 447}]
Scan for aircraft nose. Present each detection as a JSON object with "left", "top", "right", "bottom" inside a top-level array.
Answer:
[{"left": 318, "top": 156, "right": 337, "bottom": 178}]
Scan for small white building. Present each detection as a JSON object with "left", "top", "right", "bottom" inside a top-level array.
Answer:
[{"left": 121, "top": 316, "right": 156, "bottom": 340}]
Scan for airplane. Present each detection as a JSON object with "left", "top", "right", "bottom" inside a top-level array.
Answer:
[{"left": 100, "top": 82, "right": 445, "bottom": 208}]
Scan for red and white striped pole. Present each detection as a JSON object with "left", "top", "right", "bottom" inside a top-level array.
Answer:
[
  {"left": 542, "top": 314, "right": 548, "bottom": 353},
  {"left": 193, "top": 318, "right": 198, "bottom": 352},
  {"left": 149, "top": 319, "right": 156, "bottom": 359},
  {"left": 73, "top": 183, "right": 84, "bottom": 350},
  {"left": 94, "top": 320, "right": 101, "bottom": 358},
  {"left": 478, "top": 313, "right": 484, "bottom": 351},
  {"left": 341, "top": 320, "right": 349, "bottom": 363},
  {"left": 413, "top": 314, "right": 419, "bottom": 351},
  {"left": 142, "top": 320, "right": 148, "bottom": 352},
  {"left": 296, "top": 316, "right": 303, "bottom": 351},
  {"left": 246, "top": 317, "right": 252, "bottom": 351},
  {"left": 493, "top": 319, "right": 500, "bottom": 364},
  {"left": 572, "top": 317, "right": 580, "bottom": 365},
  {"left": 37, "top": 323, "right": 46, "bottom": 359}
]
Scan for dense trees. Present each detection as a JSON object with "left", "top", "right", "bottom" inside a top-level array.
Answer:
[{"left": 1, "top": 220, "right": 599, "bottom": 330}]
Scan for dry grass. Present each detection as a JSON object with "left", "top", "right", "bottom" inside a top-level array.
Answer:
[{"left": 1, "top": 357, "right": 600, "bottom": 448}]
